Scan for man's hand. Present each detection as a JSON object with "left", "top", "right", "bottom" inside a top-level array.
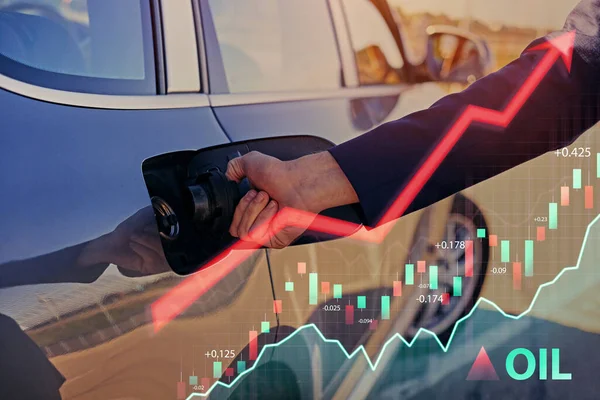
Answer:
[
  {"left": 77, "top": 207, "right": 171, "bottom": 275},
  {"left": 226, "top": 151, "right": 359, "bottom": 248},
  {"left": 226, "top": 152, "right": 308, "bottom": 248}
]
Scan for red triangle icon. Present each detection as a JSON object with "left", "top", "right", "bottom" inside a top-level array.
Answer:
[
  {"left": 466, "top": 347, "right": 499, "bottom": 381},
  {"left": 528, "top": 30, "right": 576, "bottom": 72}
]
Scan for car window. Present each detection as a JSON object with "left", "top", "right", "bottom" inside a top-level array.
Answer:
[
  {"left": 208, "top": 0, "right": 341, "bottom": 93},
  {"left": 342, "top": 0, "right": 404, "bottom": 85},
  {"left": 389, "top": 5, "right": 427, "bottom": 65},
  {"left": 0, "top": 0, "right": 155, "bottom": 95}
]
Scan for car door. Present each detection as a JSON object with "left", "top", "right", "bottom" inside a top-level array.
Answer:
[
  {"left": 191, "top": 0, "right": 461, "bottom": 398},
  {"left": 0, "top": 1, "right": 278, "bottom": 399}
]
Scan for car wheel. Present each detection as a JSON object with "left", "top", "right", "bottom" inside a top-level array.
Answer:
[{"left": 406, "top": 194, "right": 489, "bottom": 341}]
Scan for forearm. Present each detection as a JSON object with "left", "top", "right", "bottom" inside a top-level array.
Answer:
[
  {"left": 76, "top": 233, "right": 113, "bottom": 267},
  {"left": 329, "top": 18, "right": 600, "bottom": 225},
  {"left": 0, "top": 243, "right": 109, "bottom": 288},
  {"left": 287, "top": 151, "right": 359, "bottom": 214}
]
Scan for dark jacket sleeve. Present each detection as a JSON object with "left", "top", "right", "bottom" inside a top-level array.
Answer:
[
  {"left": 0, "top": 243, "right": 109, "bottom": 288},
  {"left": 329, "top": 0, "right": 600, "bottom": 226},
  {"left": 0, "top": 314, "right": 65, "bottom": 399}
]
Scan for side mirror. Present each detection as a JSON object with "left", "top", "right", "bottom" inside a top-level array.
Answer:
[
  {"left": 425, "top": 28, "right": 486, "bottom": 84},
  {"left": 142, "top": 136, "right": 363, "bottom": 275}
]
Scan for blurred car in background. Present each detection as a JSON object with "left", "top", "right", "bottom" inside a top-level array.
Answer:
[
  {"left": 424, "top": 24, "right": 495, "bottom": 83},
  {"left": 390, "top": 5, "right": 495, "bottom": 86}
]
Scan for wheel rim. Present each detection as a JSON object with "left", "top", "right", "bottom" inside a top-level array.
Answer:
[{"left": 407, "top": 213, "right": 484, "bottom": 336}]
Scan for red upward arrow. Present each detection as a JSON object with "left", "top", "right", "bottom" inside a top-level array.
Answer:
[
  {"left": 466, "top": 346, "right": 499, "bottom": 381},
  {"left": 151, "top": 31, "right": 575, "bottom": 332},
  {"left": 529, "top": 30, "right": 576, "bottom": 72}
]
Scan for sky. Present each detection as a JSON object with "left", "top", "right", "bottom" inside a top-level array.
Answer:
[{"left": 391, "top": 0, "right": 582, "bottom": 29}]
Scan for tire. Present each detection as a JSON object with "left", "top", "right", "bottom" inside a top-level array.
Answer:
[{"left": 406, "top": 194, "right": 489, "bottom": 343}]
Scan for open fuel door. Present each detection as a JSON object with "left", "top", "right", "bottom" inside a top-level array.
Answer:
[{"left": 142, "top": 136, "right": 362, "bottom": 275}]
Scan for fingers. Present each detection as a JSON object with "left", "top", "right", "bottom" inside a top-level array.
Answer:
[
  {"left": 229, "top": 195, "right": 297, "bottom": 248},
  {"left": 131, "top": 233, "right": 164, "bottom": 259},
  {"left": 135, "top": 226, "right": 165, "bottom": 254},
  {"left": 128, "top": 242, "right": 155, "bottom": 274},
  {"left": 131, "top": 227, "right": 171, "bottom": 273},
  {"left": 225, "top": 155, "right": 245, "bottom": 183},
  {"left": 129, "top": 236, "right": 166, "bottom": 274},
  {"left": 237, "top": 191, "right": 270, "bottom": 239},
  {"left": 229, "top": 189, "right": 257, "bottom": 237},
  {"left": 229, "top": 190, "right": 279, "bottom": 244},
  {"left": 270, "top": 226, "right": 302, "bottom": 249},
  {"left": 246, "top": 200, "right": 278, "bottom": 244}
]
